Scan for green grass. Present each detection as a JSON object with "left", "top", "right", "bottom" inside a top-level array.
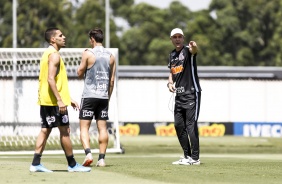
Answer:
[
  {"left": 1, "top": 136, "right": 282, "bottom": 184},
  {"left": 121, "top": 136, "right": 282, "bottom": 154}
]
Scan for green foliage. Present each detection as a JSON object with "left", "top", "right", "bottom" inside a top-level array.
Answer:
[
  {"left": 1, "top": 0, "right": 282, "bottom": 65},
  {"left": 72, "top": 0, "right": 106, "bottom": 48},
  {"left": 65, "top": 0, "right": 120, "bottom": 48},
  {"left": 209, "top": 0, "right": 282, "bottom": 66},
  {"left": 0, "top": 0, "right": 74, "bottom": 48},
  {"left": 110, "top": 0, "right": 134, "bottom": 17},
  {"left": 0, "top": 1, "right": 13, "bottom": 47}
]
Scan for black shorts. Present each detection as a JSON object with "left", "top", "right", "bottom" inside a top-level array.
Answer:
[
  {"left": 79, "top": 98, "right": 109, "bottom": 120},
  {"left": 40, "top": 106, "right": 70, "bottom": 128},
  {"left": 174, "top": 92, "right": 201, "bottom": 124}
]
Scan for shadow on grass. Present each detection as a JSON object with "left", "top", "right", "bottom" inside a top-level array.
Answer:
[{"left": 51, "top": 170, "right": 68, "bottom": 172}]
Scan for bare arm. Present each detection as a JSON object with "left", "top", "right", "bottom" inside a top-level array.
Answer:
[
  {"left": 47, "top": 53, "right": 67, "bottom": 114},
  {"left": 108, "top": 55, "right": 116, "bottom": 100},
  {"left": 189, "top": 41, "right": 198, "bottom": 55},
  {"left": 167, "top": 71, "right": 175, "bottom": 92},
  {"left": 77, "top": 50, "right": 89, "bottom": 79}
]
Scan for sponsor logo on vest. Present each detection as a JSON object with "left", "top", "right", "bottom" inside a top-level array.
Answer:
[
  {"left": 96, "top": 75, "right": 109, "bottom": 80},
  {"left": 97, "top": 71, "right": 108, "bottom": 74},
  {"left": 82, "top": 110, "right": 94, "bottom": 117},
  {"left": 97, "top": 83, "right": 107, "bottom": 89}
]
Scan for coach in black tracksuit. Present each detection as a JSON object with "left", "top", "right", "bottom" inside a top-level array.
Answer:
[{"left": 167, "top": 28, "right": 202, "bottom": 165}]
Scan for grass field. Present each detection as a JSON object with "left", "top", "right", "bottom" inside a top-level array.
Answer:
[{"left": 1, "top": 136, "right": 282, "bottom": 184}]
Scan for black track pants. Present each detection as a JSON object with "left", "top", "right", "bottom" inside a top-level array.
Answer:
[{"left": 174, "top": 92, "right": 201, "bottom": 160}]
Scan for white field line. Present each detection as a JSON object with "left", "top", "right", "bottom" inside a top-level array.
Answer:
[
  {"left": 0, "top": 148, "right": 122, "bottom": 155},
  {"left": 1, "top": 153, "right": 282, "bottom": 160}
]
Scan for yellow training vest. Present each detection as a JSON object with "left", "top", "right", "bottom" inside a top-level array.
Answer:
[{"left": 37, "top": 48, "right": 71, "bottom": 106}]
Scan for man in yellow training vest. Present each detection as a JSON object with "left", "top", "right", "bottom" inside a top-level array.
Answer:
[{"left": 29, "top": 27, "right": 90, "bottom": 172}]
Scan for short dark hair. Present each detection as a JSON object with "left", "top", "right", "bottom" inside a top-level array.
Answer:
[
  {"left": 88, "top": 28, "right": 104, "bottom": 43},
  {"left": 45, "top": 27, "right": 59, "bottom": 43}
]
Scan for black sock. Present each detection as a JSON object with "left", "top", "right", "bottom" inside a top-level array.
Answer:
[
  {"left": 66, "top": 155, "right": 76, "bottom": 167},
  {"left": 31, "top": 153, "right": 41, "bottom": 166},
  {"left": 98, "top": 154, "right": 105, "bottom": 161},
  {"left": 85, "top": 148, "right": 91, "bottom": 155}
]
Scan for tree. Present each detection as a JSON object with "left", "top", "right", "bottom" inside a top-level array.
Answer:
[
  {"left": 114, "top": 0, "right": 282, "bottom": 66},
  {"left": 0, "top": 0, "right": 14, "bottom": 47},
  {"left": 71, "top": 0, "right": 120, "bottom": 49},
  {"left": 1, "top": 0, "right": 282, "bottom": 66},
  {"left": 0, "top": 0, "right": 74, "bottom": 48},
  {"left": 208, "top": 0, "right": 282, "bottom": 66},
  {"left": 116, "top": 1, "right": 196, "bottom": 65}
]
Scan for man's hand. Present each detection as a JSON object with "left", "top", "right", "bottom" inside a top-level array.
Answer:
[
  {"left": 70, "top": 98, "right": 80, "bottom": 111},
  {"left": 57, "top": 100, "right": 67, "bottom": 114},
  {"left": 189, "top": 41, "right": 198, "bottom": 55},
  {"left": 167, "top": 82, "right": 176, "bottom": 93}
]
